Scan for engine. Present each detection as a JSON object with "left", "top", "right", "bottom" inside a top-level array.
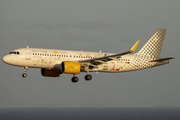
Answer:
[
  {"left": 41, "top": 68, "right": 61, "bottom": 77},
  {"left": 61, "top": 61, "right": 81, "bottom": 74}
]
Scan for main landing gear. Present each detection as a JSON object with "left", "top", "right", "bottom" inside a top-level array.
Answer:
[
  {"left": 85, "top": 71, "right": 92, "bottom": 81},
  {"left": 22, "top": 67, "right": 28, "bottom": 78},
  {"left": 71, "top": 74, "right": 92, "bottom": 83},
  {"left": 71, "top": 75, "right": 79, "bottom": 83},
  {"left": 85, "top": 74, "right": 92, "bottom": 81}
]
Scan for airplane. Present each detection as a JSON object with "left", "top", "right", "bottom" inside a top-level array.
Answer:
[{"left": 2, "top": 29, "right": 175, "bottom": 83}]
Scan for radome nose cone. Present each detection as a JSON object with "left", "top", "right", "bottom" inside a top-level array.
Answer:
[
  {"left": 2, "top": 56, "right": 6, "bottom": 62},
  {"left": 2, "top": 56, "right": 8, "bottom": 63}
]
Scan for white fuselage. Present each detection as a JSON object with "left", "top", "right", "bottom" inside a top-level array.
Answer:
[
  {"left": 3, "top": 48, "right": 136, "bottom": 72},
  {"left": 3, "top": 48, "right": 167, "bottom": 73}
]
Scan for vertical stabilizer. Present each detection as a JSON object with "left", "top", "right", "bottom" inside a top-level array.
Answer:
[{"left": 136, "top": 29, "right": 166, "bottom": 60}]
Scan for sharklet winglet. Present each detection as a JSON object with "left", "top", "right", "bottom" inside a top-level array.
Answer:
[{"left": 130, "top": 40, "right": 140, "bottom": 52}]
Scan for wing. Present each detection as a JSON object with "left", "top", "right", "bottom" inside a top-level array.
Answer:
[{"left": 79, "top": 40, "right": 140, "bottom": 66}]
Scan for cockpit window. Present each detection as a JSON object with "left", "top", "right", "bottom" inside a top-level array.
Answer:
[{"left": 9, "top": 51, "right": 20, "bottom": 55}]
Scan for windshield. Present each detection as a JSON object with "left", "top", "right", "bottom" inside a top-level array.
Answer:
[{"left": 9, "top": 51, "right": 20, "bottom": 55}]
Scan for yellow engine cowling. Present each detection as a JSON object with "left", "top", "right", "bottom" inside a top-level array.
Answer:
[
  {"left": 61, "top": 61, "right": 81, "bottom": 74},
  {"left": 41, "top": 68, "right": 61, "bottom": 77}
]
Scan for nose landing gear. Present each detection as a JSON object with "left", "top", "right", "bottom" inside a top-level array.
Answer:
[{"left": 22, "top": 67, "right": 28, "bottom": 78}]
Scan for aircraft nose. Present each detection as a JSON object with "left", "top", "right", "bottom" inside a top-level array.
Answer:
[{"left": 2, "top": 55, "right": 9, "bottom": 63}]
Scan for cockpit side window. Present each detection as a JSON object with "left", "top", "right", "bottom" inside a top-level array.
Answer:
[{"left": 9, "top": 51, "right": 20, "bottom": 55}]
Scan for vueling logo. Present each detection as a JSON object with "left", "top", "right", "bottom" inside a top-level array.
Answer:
[{"left": 53, "top": 51, "right": 58, "bottom": 54}]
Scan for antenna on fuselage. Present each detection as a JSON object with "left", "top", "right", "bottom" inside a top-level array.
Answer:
[{"left": 27, "top": 45, "right": 29, "bottom": 48}]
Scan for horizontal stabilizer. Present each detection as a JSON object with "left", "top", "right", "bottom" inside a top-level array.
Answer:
[{"left": 149, "top": 57, "right": 175, "bottom": 62}]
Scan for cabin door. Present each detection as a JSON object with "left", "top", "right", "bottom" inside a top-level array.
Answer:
[{"left": 25, "top": 49, "right": 31, "bottom": 60}]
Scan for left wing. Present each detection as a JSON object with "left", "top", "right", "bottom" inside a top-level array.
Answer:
[{"left": 79, "top": 40, "right": 140, "bottom": 66}]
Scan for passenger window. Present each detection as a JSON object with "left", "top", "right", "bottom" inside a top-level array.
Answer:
[{"left": 17, "top": 52, "right": 20, "bottom": 55}]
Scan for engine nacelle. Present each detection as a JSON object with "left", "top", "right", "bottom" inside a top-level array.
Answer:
[
  {"left": 41, "top": 68, "right": 61, "bottom": 77},
  {"left": 61, "top": 61, "right": 81, "bottom": 74}
]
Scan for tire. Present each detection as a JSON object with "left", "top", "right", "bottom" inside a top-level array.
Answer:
[
  {"left": 22, "top": 73, "right": 27, "bottom": 78},
  {"left": 71, "top": 77, "right": 79, "bottom": 83},
  {"left": 85, "top": 75, "right": 92, "bottom": 81}
]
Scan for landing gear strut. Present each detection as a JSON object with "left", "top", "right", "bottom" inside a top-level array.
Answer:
[
  {"left": 22, "top": 67, "right": 28, "bottom": 78},
  {"left": 71, "top": 74, "right": 79, "bottom": 83}
]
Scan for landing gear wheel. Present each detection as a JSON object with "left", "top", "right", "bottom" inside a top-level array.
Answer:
[
  {"left": 85, "top": 74, "right": 92, "bottom": 81},
  {"left": 22, "top": 66, "right": 28, "bottom": 78},
  {"left": 71, "top": 77, "right": 79, "bottom": 83},
  {"left": 22, "top": 73, "right": 27, "bottom": 78}
]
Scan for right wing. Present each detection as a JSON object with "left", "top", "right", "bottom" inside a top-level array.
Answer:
[{"left": 79, "top": 40, "right": 140, "bottom": 66}]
